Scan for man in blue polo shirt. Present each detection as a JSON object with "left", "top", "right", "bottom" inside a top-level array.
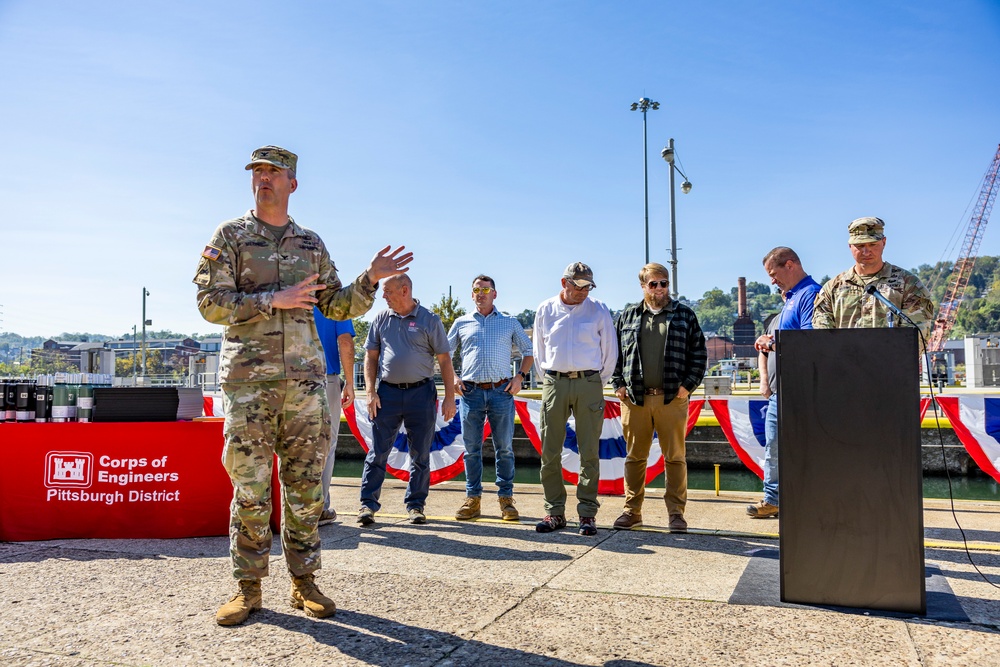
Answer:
[
  {"left": 313, "top": 308, "right": 356, "bottom": 526},
  {"left": 448, "top": 275, "right": 534, "bottom": 522},
  {"left": 359, "top": 274, "right": 456, "bottom": 526},
  {"left": 747, "top": 247, "right": 820, "bottom": 519}
]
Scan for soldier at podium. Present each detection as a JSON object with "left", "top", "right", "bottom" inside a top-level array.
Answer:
[{"left": 813, "top": 217, "right": 934, "bottom": 343}]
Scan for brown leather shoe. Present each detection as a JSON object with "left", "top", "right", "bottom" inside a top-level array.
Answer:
[
  {"left": 498, "top": 496, "right": 519, "bottom": 521},
  {"left": 216, "top": 579, "right": 262, "bottom": 626},
  {"left": 612, "top": 511, "right": 643, "bottom": 530},
  {"left": 668, "top": 514, "right": 688, "bottom": 532}
]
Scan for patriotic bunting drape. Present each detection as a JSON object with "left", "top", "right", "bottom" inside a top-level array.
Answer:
[
  {"left": 343, "top": 398, "right": 469, "bottom": 485},
  {"left": 219, "top": 392, "right": 997, "bottom": 489},
  {"left": 513, "top": 397, "right": 705, "bottom": 495},
  {"left": 932, "top": 396, "right": 1000, "bottom": 483}
]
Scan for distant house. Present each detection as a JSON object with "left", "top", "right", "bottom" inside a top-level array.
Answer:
[
  {"left": 34, "top": 337, "right": 204, "bottom": 373},
  {"left": 32, "top": 340, "right": 111, "bottom": 373}
]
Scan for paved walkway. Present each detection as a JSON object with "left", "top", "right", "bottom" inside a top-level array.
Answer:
[{"left": 2, "top": 480, "right": 998, "bottom": 666}]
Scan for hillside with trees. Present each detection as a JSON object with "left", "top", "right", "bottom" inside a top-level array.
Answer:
[{"left": 687, "top": 255, "right": 1000, "bottom": 340}]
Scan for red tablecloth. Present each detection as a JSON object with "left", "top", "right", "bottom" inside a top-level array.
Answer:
[{"left": 0, "top": 421, "right": 277, "bottom": 542}]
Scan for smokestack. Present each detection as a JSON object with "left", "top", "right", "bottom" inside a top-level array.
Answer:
[{"left": 738, "top": 277, "right": 748, "bottom": 317}]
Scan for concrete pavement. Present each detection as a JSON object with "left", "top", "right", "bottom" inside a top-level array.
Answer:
[{"left": 1, "top": 478, "right": 998, "bottom": 666}]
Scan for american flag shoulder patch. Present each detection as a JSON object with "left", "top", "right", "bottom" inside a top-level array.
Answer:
[{"left": 202, "top": 245, "right": 222, "bottom": 261}]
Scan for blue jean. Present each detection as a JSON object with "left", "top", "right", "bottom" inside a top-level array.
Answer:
[
  {"left": 459, "top": 383, "right": 516, "bottom": 497},
  {"left": 762, "top": 394, "right": 779, "bottom": 506},
  {"left": 321, "top": 375, "right": 343, "bottom": 512},
  {"left": 359, "top": 380, "right": 436, "bottom": 512}
]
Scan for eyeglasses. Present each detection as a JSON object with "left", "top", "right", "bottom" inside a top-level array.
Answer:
[
  {"left": 568, "top": 282, "right": 595, "bottom": 291},
  {"left": 646, "top": 280, "right": 669, "bottom": 289},
  {"left": 471, "top": 287, "right": 494, "bottom": 294}
]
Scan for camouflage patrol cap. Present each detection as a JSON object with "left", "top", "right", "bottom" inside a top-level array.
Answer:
[
  {"left": 848, "top": 217, "right": 886, "bottom": 244},
  {"left": 245, "top": 145, "right": 298, "bottom": 172},
  {"left": 563, "top": 261, "right": 596, "bottom": 288}
]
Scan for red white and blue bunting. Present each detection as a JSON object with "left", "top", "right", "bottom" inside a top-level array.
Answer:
[
  {"left": 933, "top": 396, "right": 1000, "bottom": 484},
  {"left": 218, "top": 393, "right": 998, "bottom": 488},
  {"left": 708, "top": 397, "right": 935, "bottom": 481},
  {"left": 343, "top": 398, "right": 469, "bottom": 485},
  {"left": 513, "top": 397, "right": 706, "bottom": 495},
  {"left": 708, "top": 397, "right": 768, "bottom": 480}
]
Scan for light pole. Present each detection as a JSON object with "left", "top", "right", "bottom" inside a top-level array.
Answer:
[
  {"left": 132, "top": 324, "right": 138, "bottom": 384},
  {"left": 141, "top": 288, "right": 151, "bottom": 377},
  {"left": 661, "top": 138, "right": 692, "bottom": 301},
  {"left": 630, "top": 97, "right": 659, "bottom": 263}
]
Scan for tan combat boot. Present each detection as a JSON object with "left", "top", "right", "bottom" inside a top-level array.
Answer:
[
  {"left": 289, "top": 573, "right": 337, "bottom": 618},
  {"left": 216, "top": 579, "right": 262, "bottom": 626},
  {"left": 455, "top": 496, "right": 481, "bottom": 520},
  {"left": 498, "top": 496, "right": 519, "bottom": 521}
]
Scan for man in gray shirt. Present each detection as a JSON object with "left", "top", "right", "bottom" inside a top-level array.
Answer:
[{"left": 358, "top": 274, "right": 456, "bottom": 526}]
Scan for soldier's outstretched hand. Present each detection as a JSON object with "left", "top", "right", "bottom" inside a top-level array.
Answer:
[
  {"left": 273, "top": 274, "right": 326, "bottom": 310},
  {"left": 366, "top": 246, "right": 414, "bottom": 285}
]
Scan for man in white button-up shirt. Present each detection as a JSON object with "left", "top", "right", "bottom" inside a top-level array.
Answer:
[{"left": 532, "top": 262, "right": 618, "bottom": 536}]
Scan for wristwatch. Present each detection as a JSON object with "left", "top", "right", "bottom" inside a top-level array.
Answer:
[{"left": 519, "top": 371, "right": 530, "bottom": 381}]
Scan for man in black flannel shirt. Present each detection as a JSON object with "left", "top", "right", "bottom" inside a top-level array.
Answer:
[{"left": 610, "top": 262, "right": 707, "bottom": 532}]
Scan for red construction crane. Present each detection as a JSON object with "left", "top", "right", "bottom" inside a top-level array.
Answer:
[{"left": 928, "top": 143, "right": 1000, "bottom": 352}]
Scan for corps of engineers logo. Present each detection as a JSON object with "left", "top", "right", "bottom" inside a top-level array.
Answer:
[{"left": 44, "top": 451, "right": 93, "bottom": 489}]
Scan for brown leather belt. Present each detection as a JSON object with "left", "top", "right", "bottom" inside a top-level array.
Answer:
[
  {"left": 645, "top": 388, "right": 665, "bottom": 395},
  {"left": 464, "top": 379, "right": 510, "bottom": 390},
  {"left": 545, "top": 370, "right": 599, "bottom": 379}
]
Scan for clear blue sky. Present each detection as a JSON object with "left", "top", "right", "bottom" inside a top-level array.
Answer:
[{"left": 2, "top": 1, "right": 998, "bottom": 338}]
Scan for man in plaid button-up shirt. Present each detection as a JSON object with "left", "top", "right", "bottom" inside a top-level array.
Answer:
[
  {"left": 448, "top": 275, "right": 534, "bottom": 522},
  {"left": 610, "top": 262, "right": 707, "bottom": 533}
]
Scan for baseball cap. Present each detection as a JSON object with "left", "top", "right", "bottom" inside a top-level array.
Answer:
[
  {"left": 245, "top": 145, "right": 298, "bottom": 172},
  {"left": 563, "top": 261, "right": 596, "bottom": 289},
  {"left": 848, "top": 217, "right": 885, "bottom": 244}
]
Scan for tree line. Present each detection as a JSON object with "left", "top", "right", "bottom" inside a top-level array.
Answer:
[{"left": 8, "top": 255, "right": 1000, "bottom": 377}]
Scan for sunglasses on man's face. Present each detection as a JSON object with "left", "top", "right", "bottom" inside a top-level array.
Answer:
[
  {"left": 646, "top": 280, "right": 669, "bottom": 289},
  {"left": 472, "top": 287, "right": 493, "bottom": 295}
]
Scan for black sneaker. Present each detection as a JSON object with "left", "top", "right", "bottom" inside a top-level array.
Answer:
[
  {"left": 578, "top": 516, "right": 597, "bottom": 536},
  {"left": 535, "top": 515, "right": 567, "bottom": 533}
]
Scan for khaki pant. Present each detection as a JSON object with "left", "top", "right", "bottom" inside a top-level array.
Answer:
[
  {"left": 621, "top": 393, "right": 688, "bottom": 516},
  {"left": 539, "top": 372, "right": 605, "bottom": 518}
]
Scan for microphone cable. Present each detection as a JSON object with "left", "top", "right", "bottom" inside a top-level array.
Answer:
[{"left": 885, "top": 303, "right": 998, "bottom": 589}]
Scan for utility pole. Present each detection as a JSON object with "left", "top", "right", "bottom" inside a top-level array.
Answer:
[{"left": 141, "top": 288, "right": 151, "bottom": 377}]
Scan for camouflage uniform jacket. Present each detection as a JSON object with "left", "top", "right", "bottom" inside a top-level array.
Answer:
[
  {"left": 193, "top": 211, "right": 376, "bottom": 384},
  {"left": 812, "top": 261, "right": 934, "bottom": 339}
]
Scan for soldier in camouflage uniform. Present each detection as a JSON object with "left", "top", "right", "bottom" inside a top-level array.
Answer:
[
  {"left": 813, "top": 217, "right": 935, "bottom": 347},
  {"left": 194, "top": 145, "right": 413, "bottom": 626}
]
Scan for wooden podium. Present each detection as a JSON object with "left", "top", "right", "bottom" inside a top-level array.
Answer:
[{"left": 777, "top": 327, "right": 925, "bottom": 614}]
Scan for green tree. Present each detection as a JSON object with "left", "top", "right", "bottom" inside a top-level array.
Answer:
[
  {"left": 431, "top": 293, "right": 466, "bottom": 332},
  {"left": 115, "top": 349, "right": 167, "bottom": 376},
  {"left": 351, "top": 318, "right": 370, "bottom": 364},
  {"left": 431, "top": 293, "right": 466, "bottom": 371},
  {"left": 514, "top": 309, "right": 536, "bottom": 329},
  {"left": 28, "top": 350, "right": 77, "bottom": 374}
]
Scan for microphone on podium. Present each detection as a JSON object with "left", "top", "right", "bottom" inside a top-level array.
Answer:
[{"left": 864, "top": 283, "right": 907, "bottom": 327}]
